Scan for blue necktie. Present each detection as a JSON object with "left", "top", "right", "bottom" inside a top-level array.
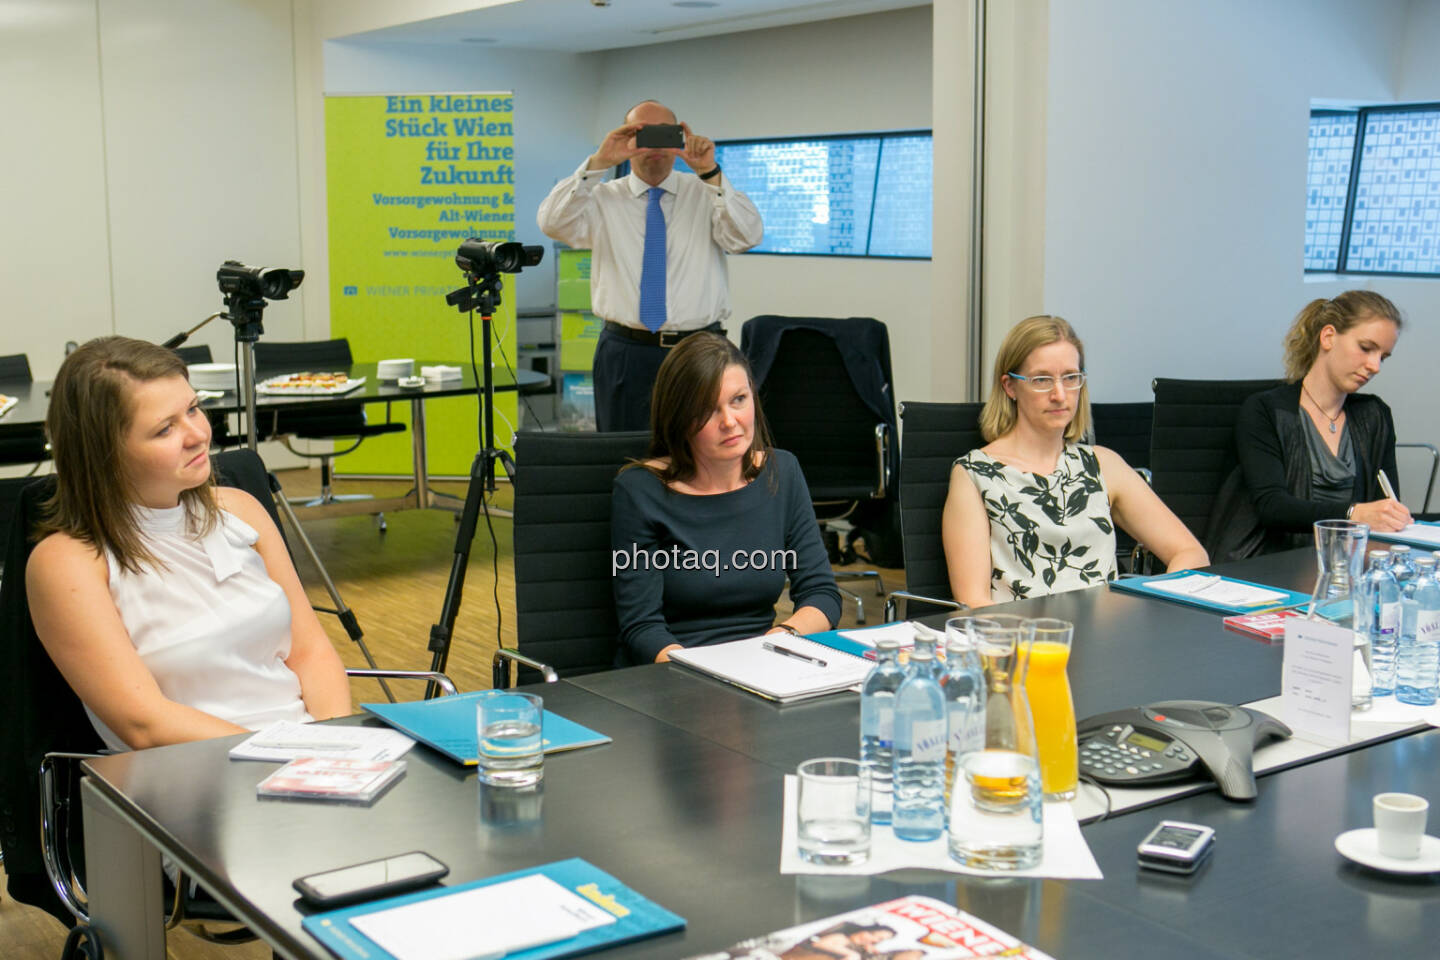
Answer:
[{"left": 638, "top": 186, "right": 667, "bottom": 333}]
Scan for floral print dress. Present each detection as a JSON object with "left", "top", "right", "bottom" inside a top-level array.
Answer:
[{"left": 957, "top": 443, "right": 1118, "bottom": 602}]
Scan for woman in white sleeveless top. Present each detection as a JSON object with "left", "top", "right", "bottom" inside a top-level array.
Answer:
[
  {"left": 942, "top": 316, "right": 1208, "bottom": 608},
  {"left": 26, "top": 337, "right": 350, "bottom": 751}
]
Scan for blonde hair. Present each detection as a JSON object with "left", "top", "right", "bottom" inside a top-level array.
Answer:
[
  {"left": 979, "top": 315, "right": 1090, "bottom": 443},
  {"left": 1281, "top": 291, "right": 1402, "bottom": 382}
]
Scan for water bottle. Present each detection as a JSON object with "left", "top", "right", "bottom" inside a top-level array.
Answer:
[
  {"left": 1396, "top": 556, "right": 1440, "bottom": 706},
  {"left": 892, "top": 634, "right": 947, "bottom": 841},
  {"left": 859, "top": 639, "right": 905, "bottom": 825},
  {"left": 942, "top": 620, "right": 987, "bottom": 805},
  {"left": 1389, "top": 545, "right": 1418, "bottom": 591},
  {"left": 1358, "top": 550, "right": 1401, "bottom": 697}
]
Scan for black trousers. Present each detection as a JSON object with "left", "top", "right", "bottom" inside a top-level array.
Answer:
[{"left": 591, "top": 324, "right": 724, "bottom": 432}]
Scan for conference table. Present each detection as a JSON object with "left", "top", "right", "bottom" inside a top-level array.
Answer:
[
  {"left": 78, "top": 548, "right": 1440, "bottom": 960},
  {"left": 0, "top": 362, "right": 548, "bottom": 517}
]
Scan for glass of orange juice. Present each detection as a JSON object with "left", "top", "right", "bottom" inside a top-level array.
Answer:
[{"left": 1023, "top": 618, "right": 1077, "bottom": 800}]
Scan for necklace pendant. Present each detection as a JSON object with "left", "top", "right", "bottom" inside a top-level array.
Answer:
[{"left": 1329, "top": 421, "right": 1337, "bottom": 434}]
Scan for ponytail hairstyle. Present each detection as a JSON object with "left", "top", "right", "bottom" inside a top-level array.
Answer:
[{"left": 1281, "top": 291, "right": 1402, "bottom": 382}]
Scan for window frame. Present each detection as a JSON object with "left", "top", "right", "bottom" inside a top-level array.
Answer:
[
  {"left": 712, "top": 128, "right": 934, "bottom": 261},
  {"left": 1308, "top": 102, "right": 1440, "bottom": 279}
]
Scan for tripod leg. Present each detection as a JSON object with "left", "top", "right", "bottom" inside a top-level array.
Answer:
[{"left": 267, "top": 472, "right": 396, "bottom": 703}]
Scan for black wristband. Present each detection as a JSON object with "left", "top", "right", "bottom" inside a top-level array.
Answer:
[
  {"left": 698, "top": 164, "right": 722, "bottom": 181},
  {"left": 777, "top": 623, "right": 800, "bottom": 637}
]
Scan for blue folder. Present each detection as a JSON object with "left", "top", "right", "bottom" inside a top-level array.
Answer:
[
  {"left": 362, "top": 692, "right": 610, "bottom": 766},
  {"left": 303, "top": 857, "right": 684, "bottom": 960},
  {"left": 1369, "top": 520, "right": 1440, "bottom": 550},
  {"left": 1107, "top": 570, "right": 1310, "bottom": 614}
]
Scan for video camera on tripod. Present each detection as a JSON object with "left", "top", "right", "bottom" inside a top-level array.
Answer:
[{"left": 445, "top": 240, "right": 543, "bottom": 316}]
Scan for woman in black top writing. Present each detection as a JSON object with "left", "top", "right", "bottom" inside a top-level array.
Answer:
[
  {"left": 1216, "top": 290, "right": 1411, "bottom": 559},
  {"left": 610, "top": 333, "right": 841, "bottom": 665}
]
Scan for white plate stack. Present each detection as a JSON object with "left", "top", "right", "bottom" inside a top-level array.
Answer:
[
  {"left": 377, "top": 358, "right": 415, "bottom": 381},
  {"left": 188, "top": 363, "right": 237, "bottom": 392}
]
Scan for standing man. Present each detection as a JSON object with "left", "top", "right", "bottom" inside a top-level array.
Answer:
[{"left": 537, "top": 100, "right": 763, "bottom": 431}]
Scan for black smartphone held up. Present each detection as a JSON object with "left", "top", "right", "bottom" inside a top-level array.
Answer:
[
  {"left": 635, "top": 123, "right": 684, "bottom": 149},
  {"left": 1137, "top": 820, "right": 1216, "bottom": 875},
  {"left": 294, "top": 851, "right": 449, "bottom": 907}
]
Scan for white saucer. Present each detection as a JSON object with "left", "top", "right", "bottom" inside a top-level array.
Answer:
[{"left": 1334, "top": 829, "right": 1440, "bottom": 874}]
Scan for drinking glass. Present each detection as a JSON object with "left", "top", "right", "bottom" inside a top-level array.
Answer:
[
  {"left": 796, "top": 758, "right": 871, "bottom": 865},
  {"left": 948, "top": 617, "right": 1043, "bottom": 870},
  {"left": 476, "top": 691, "right": 544, "bottom": 787},
  {"left": 1023, "top": 618, "right": 1077, "bottom": 800},
  {"left": 1310, "top": 519, "right": 1372, "bottom": 710}
]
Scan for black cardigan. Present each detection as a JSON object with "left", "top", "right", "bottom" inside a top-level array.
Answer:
[{"left": 1207, "top": 382, "right": 1399, "bottom": 560}]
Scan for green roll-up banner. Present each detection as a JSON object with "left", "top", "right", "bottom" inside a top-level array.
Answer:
[{"left": 324, "top": 92, "right": 518, "bottom": 475}]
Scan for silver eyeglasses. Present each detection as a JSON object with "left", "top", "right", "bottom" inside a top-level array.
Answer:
[{"left": 1007, "top": 371, "right": 1087, "bottom": 392}]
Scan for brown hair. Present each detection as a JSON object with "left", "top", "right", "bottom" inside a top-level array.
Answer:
[
  {"left": 1281, "top": 291, "right": 1402, "bottom": 382},
  {"left": 37, "top": 336, "right": 219, "bottom": 574},
  {"left": 979, "top": 315, "right": 1091, "bottom": 443},
  {"left": 634, "top": 332, "right": 773, "bottom": 486}
]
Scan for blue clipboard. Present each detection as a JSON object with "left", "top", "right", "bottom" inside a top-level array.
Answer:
[
  {"left": 1108, "top": 570, "right": 1310, "bottom": 614},
  {"left": 362, "top": 693, "right": 610, "bottom": 766},
  {"left": 302, "top": 857, "right": 684, "bottom": 960}
]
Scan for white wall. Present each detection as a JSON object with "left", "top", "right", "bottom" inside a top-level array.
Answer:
[
  {"left": 1042, "top": 0, "right": 1440, "bottom": 508},
  {"left": 591, "top": 7, "right": 935, "bottom": 402}
]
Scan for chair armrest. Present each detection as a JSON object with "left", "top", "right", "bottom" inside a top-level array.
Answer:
[
  {"left": 1136, "top": 467, "right": 1152, "bottom": 486},
  {"left": 883, "top": 590, "right": 966, "bottom": 623},
  {"left": 491, "top": 649, "right": 560, "bottom": 689},
  {"left": 873, "top": 423, "right": 891, "bottom": 499},
  {"left": 1396, "top": 442, "right": 1438, "bottom": 514},
  {"left": 40, "top": 751, "right": 104, "bottom": 923},
  {"left": 345, "top": 669, "right": 457, "bottom": 697}
]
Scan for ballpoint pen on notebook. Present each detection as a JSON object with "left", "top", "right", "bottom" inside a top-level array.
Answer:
[
  {"left": 762, "top": 641, "right": 827, "bottom": 668},
  {"left": 1377, "top": 469, "right": 1398, "bottom": 502}
]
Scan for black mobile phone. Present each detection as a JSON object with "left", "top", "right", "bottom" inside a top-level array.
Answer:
[
  {"left": 1137, "top": 820, "right": 1215, "bottom": 875},
  {"left": 635, "top": 123, "right": 683, "bottom": 149},
  {"left": 293, "top": 851, "right": 449, "bottom": 907}
]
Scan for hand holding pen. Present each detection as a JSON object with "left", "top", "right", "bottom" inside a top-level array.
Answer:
[{"left": 1347, "top": 470, "right": 1412, "bottom": 532}]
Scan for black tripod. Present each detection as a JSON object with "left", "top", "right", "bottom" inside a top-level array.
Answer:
[{"left": 426, "top": 271, "right": 516, "bottom": 695}]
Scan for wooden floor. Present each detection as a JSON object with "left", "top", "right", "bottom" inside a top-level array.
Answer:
[{"left": 2, "top": 467, "right": 904, "bottom": 959}]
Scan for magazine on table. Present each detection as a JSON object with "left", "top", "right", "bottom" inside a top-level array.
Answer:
[{"left": 683, "top": 895, "right": 1053, "bottom": 960}]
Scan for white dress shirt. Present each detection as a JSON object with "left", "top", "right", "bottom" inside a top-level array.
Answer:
[
  {"left": 537, "top": 159, "right": 763, "bottom": 331},
  {"left": 90, "top": 503, "right": 311, "bottom": 752}
]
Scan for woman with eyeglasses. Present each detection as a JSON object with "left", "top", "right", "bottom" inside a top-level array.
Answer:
[
  {"left": 1210, "top": 291, "right": 1410, "bottom": 560},
  {"left": 942, "top": 315, "right": 1207, "bottom": 607}
]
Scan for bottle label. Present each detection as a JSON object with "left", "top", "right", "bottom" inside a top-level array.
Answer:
[
  {"left": 910, "top": 719, "right": 945, "bottom": 763},
  {"left": 1419, "top": 610, "right": 1440, "bottom": 646},
  {"left": 1378, "top": 601, "right": 1399, "bottom": 635},
  {"left": 948, "top": 710, "right": 984, "bottom": 754}
]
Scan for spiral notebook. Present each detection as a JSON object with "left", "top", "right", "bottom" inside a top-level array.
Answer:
[{"left": 668, "top": 634, "right": 871, "bottom": 703}]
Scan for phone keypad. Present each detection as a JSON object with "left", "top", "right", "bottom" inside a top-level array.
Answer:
[{"left": 1078, "top": 725, "right": 1192, "bottom": 783}]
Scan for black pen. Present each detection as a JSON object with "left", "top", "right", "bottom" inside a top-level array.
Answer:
[{"left": 762, "top": 640, "right": 827, "bottom": 668}]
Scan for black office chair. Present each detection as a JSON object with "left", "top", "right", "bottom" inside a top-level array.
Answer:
[
  {"left": 1149, "top": 377, "right": 1280, "bottom": 559},
  {"left": 741, "top": 317, "right": 897, "bottom": 623},
  {"left": 885, "top": 401, "right": 985, "bottom": 621},
  {"left": 0, "top": 353, "right": 50, "bottom": 467},
  {"left": 501, "top": 430, "right": 650, "bottom": 687},
  {"left": 252, "top": 338, "right": 406, "bottom": 519},
  {"left": 0, "top": 451, "right": 455, "bottom": 930},
  {"left": 1090, "top": 401, "right": 1154, "bottom": 573}
]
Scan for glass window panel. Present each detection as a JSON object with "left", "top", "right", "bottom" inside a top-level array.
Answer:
[
  {"left": 868, "top": 135, "right": 934, "bottom": 257},
  {"left": 1345, "top": 108, "right": 1440, "bottom": 274},
  {"left": 1305, "top": 112, "right": 1357, "bottom": 271}
]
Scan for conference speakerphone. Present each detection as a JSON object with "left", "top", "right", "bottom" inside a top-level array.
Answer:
[{"left": 1077, "top": 700, "right": 1292, "bottom": 800}]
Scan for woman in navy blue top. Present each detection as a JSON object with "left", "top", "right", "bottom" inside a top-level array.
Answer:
[{"left": 610, "top": 333, "right": 841, "bottom": 665}]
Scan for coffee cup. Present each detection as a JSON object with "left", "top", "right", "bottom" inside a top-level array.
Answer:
[{"left": 1373, "top": 792, "right": 1429, "bottom": 859}]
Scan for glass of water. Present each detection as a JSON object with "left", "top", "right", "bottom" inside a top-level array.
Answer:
[
  {"left": 797, "top": 758, "right": 871, "bottom": 866},
  {"left": 476, "top": 691, "right": 544, "bottom": 787}
]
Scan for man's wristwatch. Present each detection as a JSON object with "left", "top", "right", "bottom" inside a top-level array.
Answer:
[
  {"left": 775, "top": 623, "right": 801, "bottom": 637},
  {"left": 1346, "top": 503, "right": 1357, "bottom": 520},
  {"left": 698, "top": 164, "right": 722, "bottom": 181}
]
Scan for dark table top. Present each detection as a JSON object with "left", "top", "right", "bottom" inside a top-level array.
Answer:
[{"left": 0, "top": 361, "right": 548, "bottom": 431}]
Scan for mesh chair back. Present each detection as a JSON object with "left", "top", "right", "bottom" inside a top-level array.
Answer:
[
  {"left": 753, "top": 328, "right": 884, "bottom": 500},
  {"left": 1150, "top": 378, "right": 1279, "bottom": 540},
  {"left": 253, "top": 338, "right": 353, "bottom": 373},
  {"left": 897, "top": 401, "right": 985, "bottom": 607},
  {"left": 513, "top": 430, "right": 649, "bottom": 678},
  {"left": 0, "top": 353, "right": 34, "bottom": 382},
  {"left": 172, "top": 344, "right": 214, "bottom": 365},
  {"left": 1091, "top": 402, "right": 1153, "bottom": 472}
]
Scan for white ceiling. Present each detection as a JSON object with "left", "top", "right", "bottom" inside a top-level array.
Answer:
[{"left": 339, "top": 0, "right": 931, "bottom": 53}]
